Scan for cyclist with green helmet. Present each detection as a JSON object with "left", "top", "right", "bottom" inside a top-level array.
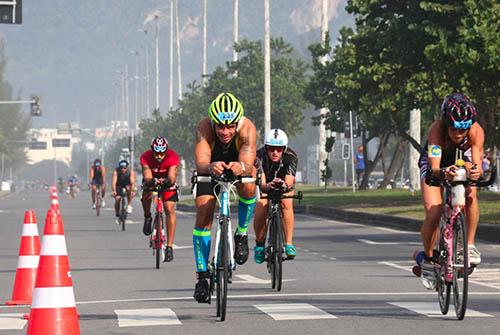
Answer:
[{"left": 192, "top": 92, "right": 257, "bottom": 303}]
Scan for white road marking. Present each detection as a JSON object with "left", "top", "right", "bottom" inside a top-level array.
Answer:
[
  {"left": 3, "top": 291, "right": 499, "bottom": 309},
  {"left": 0, "top": 313, "right": 27, "bottom": 330},
  {"left": 373, "top": 227, "right": 419, "bottom": 234},
  {"left": 358, "top": 239, "right": 420, "bottom": 245},
  {"left": 389, "top": 302, "right": 493, "bottom": 318},
  {"left": 255, "top": 303, "right": 336, "bottom": 320},
  {"left": 232, "top": 274, "right": 295, "bottom": 284},
  {"left": 381, "top": 261, "right": 500, "bottom": 290},
  {"left": 172, "top": 244, "right": 193, "bottom": 250},
  {"left": 115, "top": 308, "right": 181, "bottom": 327}
]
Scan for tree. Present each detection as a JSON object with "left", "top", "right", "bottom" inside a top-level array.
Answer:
[
  {"left": 0, "top": 39, "right": 30, "bottom": 176},
  {"left": 306, "top": 1, "right": 499, "bottom": 188},
  {"left": 137, "top": 37, "right": 310, "bottom": 168}
]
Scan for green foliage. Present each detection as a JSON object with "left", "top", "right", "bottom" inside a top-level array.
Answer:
[
  {"left": 0, "top": 39, "right": 30, "bottom": 172},
  {"left": 307, "top": 0, "right": 499, "bottom": 148},
  {"left": 135, "top": 37, "right": 310, "bottom": 165}
]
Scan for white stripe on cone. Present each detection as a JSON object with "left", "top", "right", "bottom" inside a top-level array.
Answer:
[
  {"left": 40, "top": 236, "right": 68, "bottom": 256},
  {"left": 21, "top": 224, "right": 39, "bottom": 236},
  {"left": 16, "top": 255, "right": 40, "bottom": 269},
  {"left": 31, "top": 287, "right": 76, "bottom": 308}
]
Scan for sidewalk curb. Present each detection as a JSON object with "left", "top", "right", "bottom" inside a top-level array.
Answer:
[{"left": 177, "top": 203, "right": 500, "bottom": 243}]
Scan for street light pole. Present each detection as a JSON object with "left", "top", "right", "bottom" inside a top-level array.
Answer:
[
  {"left": 130, "top": 50, "right": 140, "bottom": 130},
  {"left": 263, "top": 0, "right": 271, "bottom": 134},
  {"left": 138, "top": 29, "right": 151, "bottom": 118}
]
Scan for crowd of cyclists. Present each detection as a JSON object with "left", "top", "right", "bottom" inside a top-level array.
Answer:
[{"left": 81, "top": 91, "right": 490, "bottom": 301}]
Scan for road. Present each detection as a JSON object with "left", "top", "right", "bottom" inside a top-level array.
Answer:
[{"left": 1, "top": 190, "right": 500, "bottom": 334}]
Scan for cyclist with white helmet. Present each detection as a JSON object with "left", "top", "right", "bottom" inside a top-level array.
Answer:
[
  {"left": 415, "top": 92, "right": 485, "bottom": 290},
  {"left": 111, "top": 159, "right": 137, "bottom": 224},
  {"left": 253, "top": 128, "right": 298, "bottom": 263},
  {"left": 140, "top": 136, "right": 180, "bottom": 262},
  {"left": 192, "top": 92, "right": 257, "bottom": 303}
]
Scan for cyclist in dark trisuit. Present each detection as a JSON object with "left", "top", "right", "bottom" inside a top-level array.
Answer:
[
  {"left": 415, "top": 93, "right": 485, "bottom": 290},
  {"left": 192, "top": 92, "right": 257, "bottom": 303},
  {"left": 253, "top": 129, "right": 298, "bottom": 263},
  {"left": 111, "top": 160, "right": 137, "bottom": 224},
  {"left": 89, "top": 158, "right": 107, "bottom": 209}
]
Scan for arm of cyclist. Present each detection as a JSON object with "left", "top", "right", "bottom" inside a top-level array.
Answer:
[
  {"left": 142, "top": 164, "right": 155, "bottom": 187},
  {"left": 157, "top": 165, "right": 178, "bottom": 188},
  {"left": 111, "top": 169, "right": 118, "bottom": 197},
  {"left": 195, "top": 118, "right": 226, "bottom": 175},
  {"left": 466, "top": 123, "right": 484, "bottom": 180},
  {"left": 231, "top": 119, "right": 257, "bottom": 176},
  {"left": 130, "top": 169, "right": 137, "bottom": 197}
]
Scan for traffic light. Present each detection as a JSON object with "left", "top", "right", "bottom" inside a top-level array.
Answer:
[
  {"left": 30, "top": 95, "right": 41, "bottom": 116},
  {"left": 342, "top": 143, "right": 350, "bottom": 160},
  {"left": 344, "top": 121, "right": 350, "bottom": 138}
]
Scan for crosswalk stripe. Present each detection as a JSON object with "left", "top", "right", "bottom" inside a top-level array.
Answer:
[
  {"left": 388, "top": 302, "right": 494, "bottom": 318},
  {"left": 115, "top": 308, "right": 181, "bottom": 327},
  {"left": 254, "top": 303, "right": 336, "bottom": 320},
  {"left": 0, "top": 313, "right": 27, "bottom": 330}
]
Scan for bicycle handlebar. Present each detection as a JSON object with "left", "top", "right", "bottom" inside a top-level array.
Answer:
[
  {"left": 433, "top": 164, "right": 497, "bottom": 188},
  {"left": 260, "top": 190, "right": 303, "bottom": 201},
  {"left": 193, "top": 170, "right": 256, "bottom": 184}
]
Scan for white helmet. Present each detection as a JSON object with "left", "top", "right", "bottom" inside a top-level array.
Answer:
[{"left": 265, "top": 128, "right": 288, "bottom": 149}]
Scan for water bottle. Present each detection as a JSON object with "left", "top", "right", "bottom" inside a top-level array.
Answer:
[{"left": 451, "top": 167, "right": 467, "bottom": 207}]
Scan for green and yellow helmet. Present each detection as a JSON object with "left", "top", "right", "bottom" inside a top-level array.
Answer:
[{"left": 208, "top": 92, "right": 244, "bottom": 125}]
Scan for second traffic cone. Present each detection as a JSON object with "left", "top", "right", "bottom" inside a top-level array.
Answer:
[
  {"left": 5, "top": 210, "right": 41, "bottom": 305},
  {"left": 27, "top": 209, "right": 80, "bottom": 335}
]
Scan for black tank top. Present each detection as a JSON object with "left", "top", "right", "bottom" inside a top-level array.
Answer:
[
  {"left": 115, "top": 168, "right": 131, "bottom": 186},
  {"left": 92, "top": 166, "right": 103, "bottom": 180},
  {"left": 211, "top": 134, "right": 240, "bottom": 164}
]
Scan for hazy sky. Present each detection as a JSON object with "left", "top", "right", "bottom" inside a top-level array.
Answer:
[{"left": 1, "top": 0, "right": 348, "bottom": 129}]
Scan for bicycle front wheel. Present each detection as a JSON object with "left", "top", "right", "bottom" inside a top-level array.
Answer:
[
  {"left": 274, "top": 213, "right": 284, "bottom": 292},
  {"left": 437, "top": 217, "right": 450, "bottom": 315},
  {"left": 216, "top": 215, "right": 229, "bottom": 321},
  {"left": 267, "top": 214, "right": 277, "bottom": 289},
  {"left": 95, "top": 191, "right": 101, "bottom": 216},
  {"left": 453, "top": 212, "right": 468, "bottom": 320},
  {"left": 154, "top": 214, "right": 163, "bottom": 269},
  {"left": 120, "top": 198, "right": 127, "bottom": 231}
]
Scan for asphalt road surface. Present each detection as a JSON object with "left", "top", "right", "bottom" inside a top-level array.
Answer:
[{"left": 1, "top": 190, "right": 500, "bottom": 334}]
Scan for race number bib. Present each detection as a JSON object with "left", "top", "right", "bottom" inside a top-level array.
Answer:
[{"left": 428, "top": 145, "right": 442, "bottom": 158}]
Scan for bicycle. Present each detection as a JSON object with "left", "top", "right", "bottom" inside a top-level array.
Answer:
[
  {"left": 260, "top": 188, "right": 302, "bottom": 291},
  {"left": 192, "top": 170, "right": 255, "bottom": 321},
  {"left": 419, "top": 160, "right": 496, "bottom": 320},
  {"left": 117, "top": 187, "right": 128, "bottom": 231},
  {"left": 143, "top": 184, "right": 167, "bottom": 269}
]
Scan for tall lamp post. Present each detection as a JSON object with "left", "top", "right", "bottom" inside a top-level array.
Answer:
[{"left": 138, "top": 29, "right": 151, "bottom": 118}]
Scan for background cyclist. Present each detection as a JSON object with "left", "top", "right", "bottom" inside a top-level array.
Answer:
[
  {"left": 192, "top": 92, "right": 257, "bottom": 303},
  {"left": 416, "top": 92, "right": 485, "bottom": 290},
  {"left": 140, "top": 136, "right": 179, "bottom": 262},
  {"left": 111, "top": 159, "right": 137, "bottom": 224},
  {"left": 89, "top": 158, "right": 107, "bottom": 209},
  {"left": 253, "top": 128, "right": 298, "bottom": 264}
]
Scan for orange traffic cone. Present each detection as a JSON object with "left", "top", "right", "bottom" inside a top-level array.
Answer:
[
  {"left": 5, "top": 210, "right": 41, "bottom": 305},
  {"left": 49, "top": 185, "right": 58, "bottom": 199},
  {"left": 50, "top": 197, "right": 60, "bottom": 211},
  {"left": 26, "top": 209, "right": 80, "bottom": 335}
]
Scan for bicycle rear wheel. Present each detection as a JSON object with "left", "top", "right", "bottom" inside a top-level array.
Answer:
[
  {"left": 437, "top": 217, "right": 450, "bottom": 315},
  {"left": 274, "top": 213, "right": 284, "bottom": 292},
  {"left": 453, "top": 212, "right": 468, "bottom": 320},
  {"left": 216, "top": 215, "right": 229, "bottom": 321},
  {"left": 154, "top": 214, "right": 163, "bottom": 269}
]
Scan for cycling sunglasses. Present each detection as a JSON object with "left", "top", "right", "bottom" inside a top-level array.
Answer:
[
  {"left": 452, "top": 119, "right": 472, "bottom": 130},
  {"left": 153, "top": 145, "right": 167, "bottom": 153},
  {"left": 267, "top": 145, "right": 284, "bottom": 153}
]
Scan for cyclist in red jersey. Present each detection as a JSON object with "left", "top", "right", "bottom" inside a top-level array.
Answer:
[{"left": 140, "top": 136, "right": 180, "bottom": 262}]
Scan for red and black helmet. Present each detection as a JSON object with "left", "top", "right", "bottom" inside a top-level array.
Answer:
[
  {"left": 441, "top": 93, "right": 477, "bottom": 130},
  {"left": 151, "top": 136, "right": 168, "bottom": 153}
]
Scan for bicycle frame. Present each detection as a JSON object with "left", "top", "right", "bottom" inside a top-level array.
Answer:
[
  {"left": 151, "top": 191, "right": 166, "bottom": 251},
  {"left": 212, "top": 181, "right": 236, "bottom": 273},
  {"left": 442, "top": 186, "right": 463, "bottom": 282}
]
